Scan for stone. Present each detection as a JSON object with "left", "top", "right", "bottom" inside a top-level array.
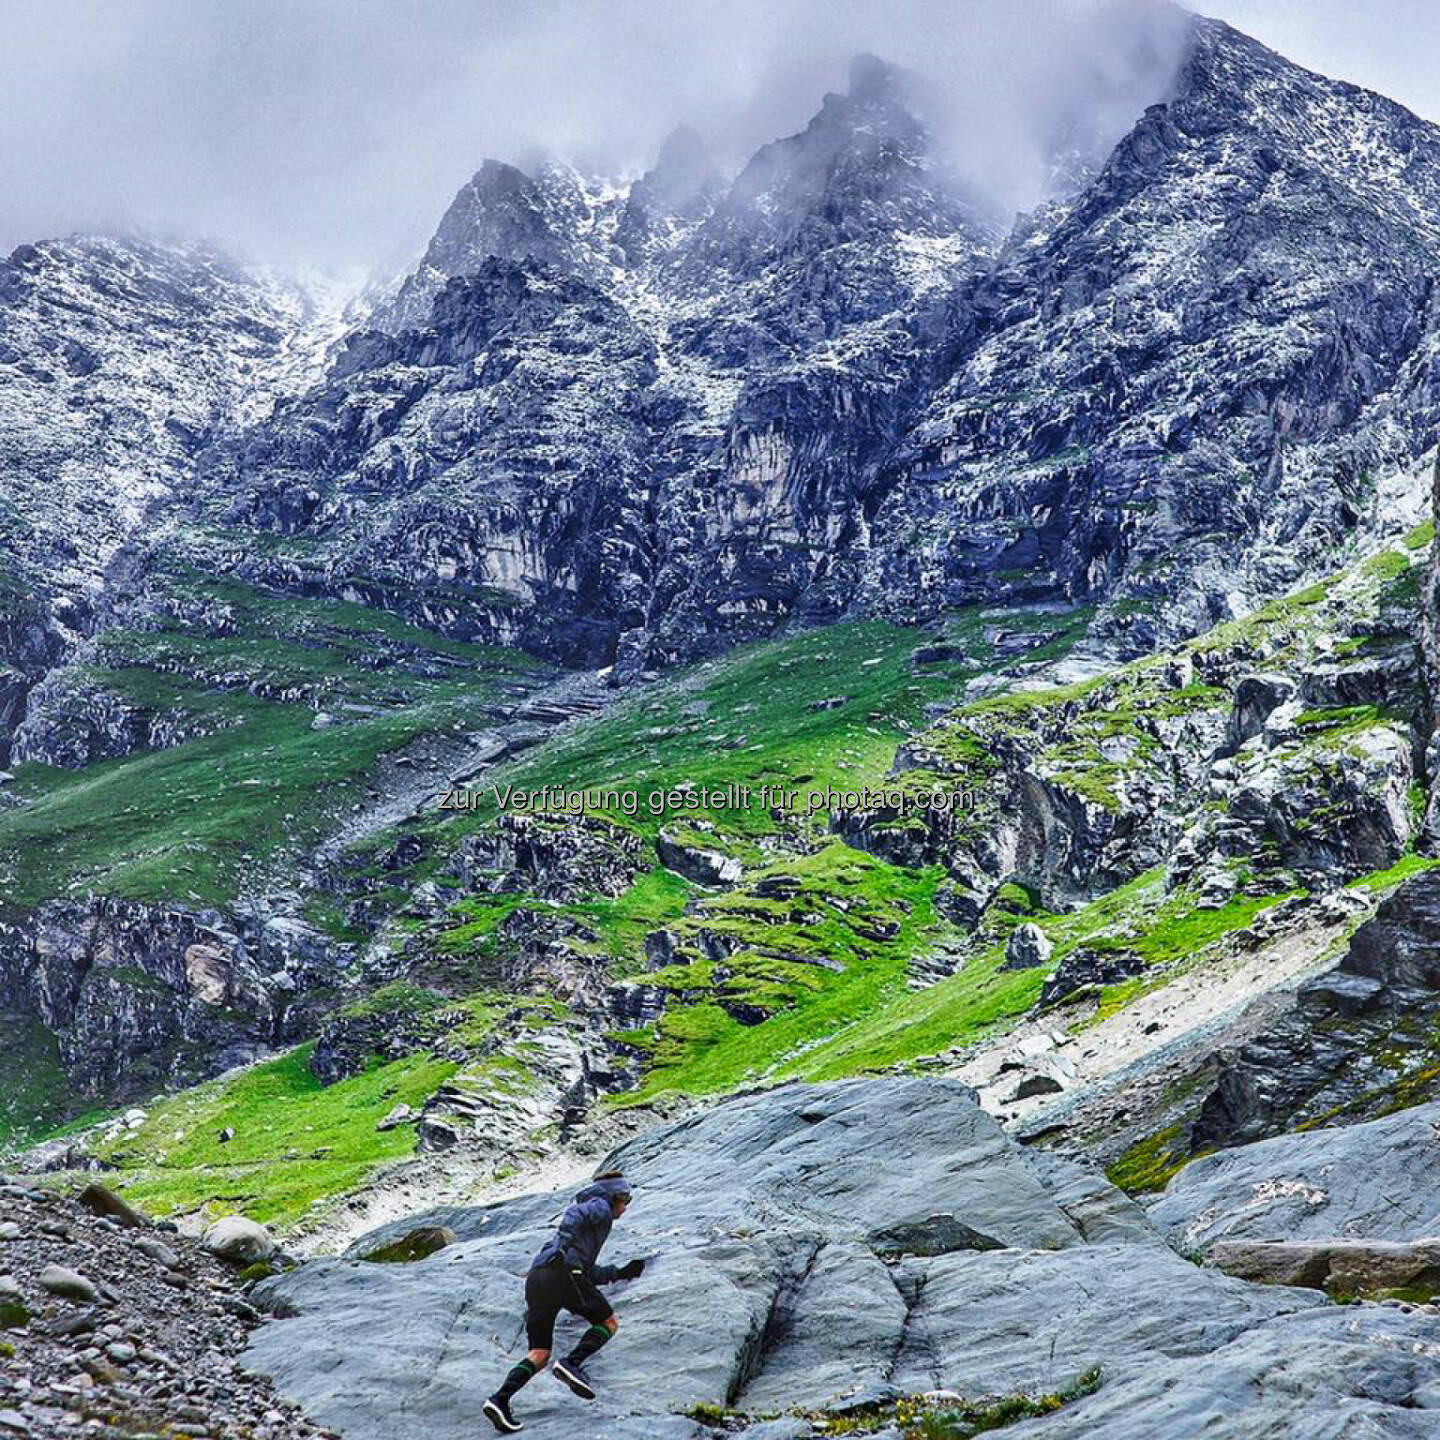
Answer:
[
  {"left": 0, "top": 892, "right": 312, "bottom": 1100},
  {"left": 78, "top": 1183, "right": 145, "bottom": 1229},
  {"left": 0, "top": 1224, "right": 19, "bottom": 1242},
  {"left": 354, "top": 1226, "right": 458, "bottom": 1265},
  {"left": 1001, "top": 922, "right": 1052, "bottom": 971},
  {"left": 1010, "top": 1072, "right": 1065, "bottom": 1100},
  {"left": 977, "top": 1305, "right": 1440, "bottom": 1439},
  {"left": 375, "top": 1104, "right": 416, "bottom": 1133},
  {"left": 452, "top": 813, "right": 644, "bottom": 903},
  {"left": 203, "top": 1217, "right": 276, "bottom": 1266},
  {"left": 133, "top": 1237, "right": 180, "bottom": 1270},
  {"left": 38, "top": 1266, "right": 98, "bottom": 1303}
]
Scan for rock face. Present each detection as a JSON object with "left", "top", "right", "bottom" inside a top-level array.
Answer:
[
  {"left": 0, "top": 895, "right": 350, "bottom": 1097},
  {"left": 1185, "top": 871, "right": 1440, "bottom": 1152},
  {"left": 245, "top": 1077, "right": 1440, "bottom": 1438},
  {"left": 452, "top": 813, "right": 645, "bottom": 902}
]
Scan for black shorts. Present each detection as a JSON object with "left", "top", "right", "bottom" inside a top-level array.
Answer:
[{"left": 524, "top": 1262, "right": 613, "bottom": 1350}]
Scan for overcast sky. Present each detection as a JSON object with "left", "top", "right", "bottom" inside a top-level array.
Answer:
[{"left": 2, "top": 1, "right": 1437, "bottom": 276}]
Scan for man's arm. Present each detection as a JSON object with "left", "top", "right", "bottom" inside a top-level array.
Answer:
[{"left": 592, "top": 1258, "right": 645, "bottom": 1285}]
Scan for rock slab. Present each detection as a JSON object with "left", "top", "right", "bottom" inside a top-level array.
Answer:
[{"left": 245, "top": 1078, "right": 1440, "bottom": 1439}]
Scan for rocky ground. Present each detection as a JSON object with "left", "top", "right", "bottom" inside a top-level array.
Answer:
[
  {"left": 0, "top": 1178, "right": 329, "bottom": 1440},
  {"left": 242, "top": 1077, "right": 1440, "bottom": 1440}
]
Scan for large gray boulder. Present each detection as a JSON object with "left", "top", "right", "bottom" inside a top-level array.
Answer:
[
  {"left": 204, "top": 1215, "right": 277, "bottom": 1265},
  {"left": 243, "top": 1078, "right": 1440, "bottom": 1438},
  {"left": 1148, "top": 1102, "right": 1440, "bottom": 1255}
]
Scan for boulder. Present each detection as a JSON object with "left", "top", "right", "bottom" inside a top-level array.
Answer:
[
  {"left": 1010, "top": 1071, "right": 1066, "bottom": 1100},
  {"left": 355, "top": 1225, "right": 457, "bottom": 1265},
  {"left": 38, "top": 1265, "right": 98, "bottom": 1303},
  {"left": 376, "top": 1103, "right": 417, "bottom": 1132},
  {"left": 77, "top": 1182, "right": 145, "bottom": 1229},
  {"left": 655, "top": 830, "right": 743, "bottom": 887},
  {"left": 1002, "top": 921, "right": 1053, "bottom": 971},
  {"left": 203, "top": 1216, "right": 276, "bottom": 1266},
  {"left": 1208, "top": 1236, "right": 1440, "bottom": 1298},
  {"left": 1149, "top": 1100, "right": 1440, "bottom": 1257}
]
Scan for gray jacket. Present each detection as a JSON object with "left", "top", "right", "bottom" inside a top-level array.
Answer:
[{"left": 529, "top": 1177, "right": 630, "bottom": 1281}]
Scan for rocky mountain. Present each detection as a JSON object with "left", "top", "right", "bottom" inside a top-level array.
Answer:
[
  {"left": 6, "top": 17, "right": 1439, "bottom": 759},
  {"left": 147, "top": 18, "right": 1440, "bottom": 688},
  {"left": 0, "top": 237, "right": 342, "bottom": 763},
  {"left": 1, "top": 16, "right": 1439, "bottom": 1438}
]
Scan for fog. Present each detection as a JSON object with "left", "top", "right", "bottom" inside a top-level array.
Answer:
[{"left": 0, "top": 0, "right": 1419, "bottom": 277}]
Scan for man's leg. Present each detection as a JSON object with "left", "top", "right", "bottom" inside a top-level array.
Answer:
[
  {"left": 486, "top": 1268, "right": 563, "bottom": 1432},
  {"left": 487, "top": 1341, "right": 551, "bottom": 1432},
  {"left": 566, "top": 1313, "right": 619, "bottom": 1367},
  {"left": 492, "top": 1346, "right": 550, "bottom": 1405},
  {"left": 553, "top": 1302, "right": 619, "bottom": 1401}
]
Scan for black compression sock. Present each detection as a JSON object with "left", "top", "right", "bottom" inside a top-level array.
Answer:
[
  {"left": 563, "top": 1324, "right": 612, "bottom": 1367},
  {"left": 493, "top": 1358, "right": 538, "bottom": 1403}
]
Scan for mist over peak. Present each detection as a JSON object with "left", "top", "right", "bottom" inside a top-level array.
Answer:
[{"left": 0, "top": 0, "right": 1199, "bottom": 278}]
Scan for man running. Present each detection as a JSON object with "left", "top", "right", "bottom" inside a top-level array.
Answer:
[{"left": 483, "top": 1171, "right": 644, "bottom": 1434}]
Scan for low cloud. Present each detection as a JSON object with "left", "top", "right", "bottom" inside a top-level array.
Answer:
[{"left": 0, "top": 0, "right": 1193, "bottom": 275}]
